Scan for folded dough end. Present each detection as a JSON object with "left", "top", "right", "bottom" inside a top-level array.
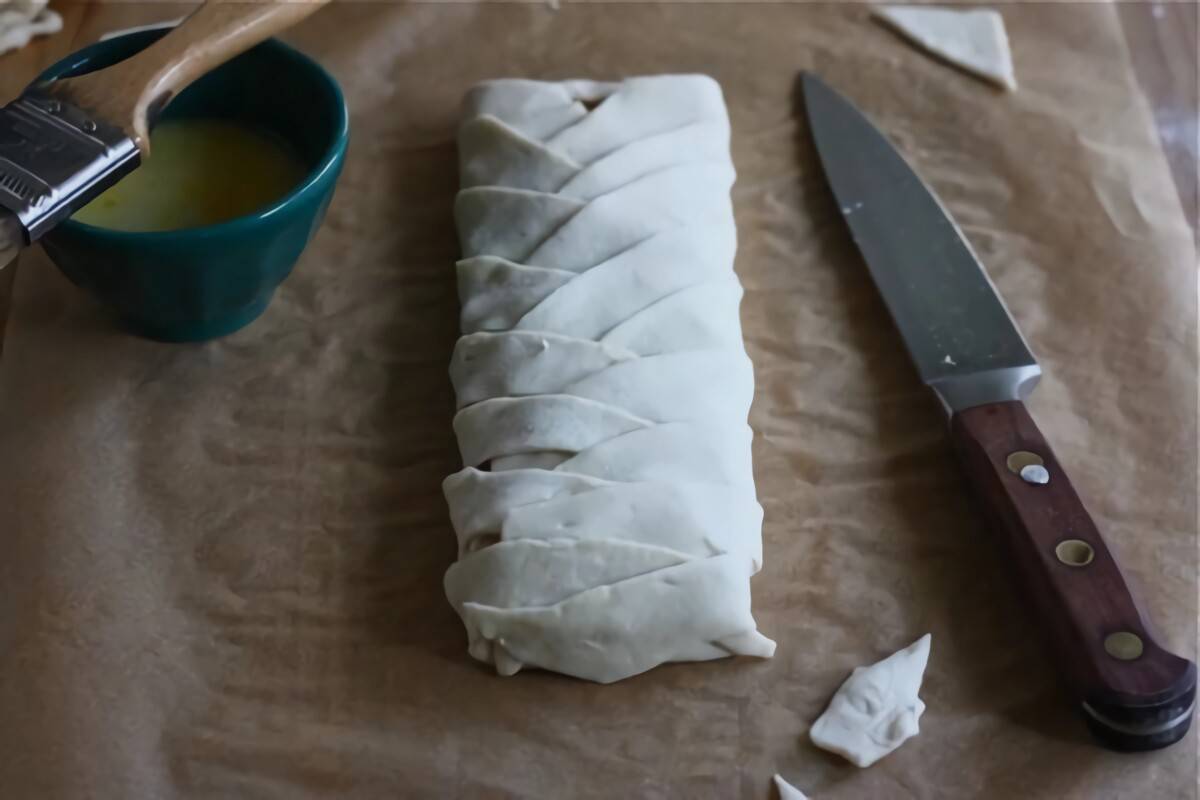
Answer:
[{"left": 457, "top": 554, "right": 771, "bottom": 684}]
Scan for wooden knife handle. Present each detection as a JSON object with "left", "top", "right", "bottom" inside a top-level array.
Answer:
[
  {"left": 950, "top": 400, "right": 1195, "bottom": 751},
  {"left": 47, "top": 0, "right": 330, "bottom": 153}
]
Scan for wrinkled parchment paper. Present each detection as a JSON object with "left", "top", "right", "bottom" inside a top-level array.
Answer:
[{"left": 1, "top": 4, "right": 1195, "bottom": 798}]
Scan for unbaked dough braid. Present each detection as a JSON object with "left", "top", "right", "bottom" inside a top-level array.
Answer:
[{"left": 443, "top": 75, "right": 775, "bottom": 684}]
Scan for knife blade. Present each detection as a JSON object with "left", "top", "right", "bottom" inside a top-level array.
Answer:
[
  {"left": 801, "top": 74, "right": 1040, "bottom": 416},
  {"left": 802, "top": 72, "right": 1195, "bottom": 752}
]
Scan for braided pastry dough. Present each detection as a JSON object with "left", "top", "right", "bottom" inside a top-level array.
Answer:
[{"left": 443, "top": 75, "right": 774, "bottom": 683}]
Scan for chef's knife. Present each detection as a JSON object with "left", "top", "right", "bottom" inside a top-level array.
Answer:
[
  {"left": 802, "top": 73, "right": 1195, "bottom": 751},
  {"left": 0, "top": 0, "right": 329, "bottom": 272}
]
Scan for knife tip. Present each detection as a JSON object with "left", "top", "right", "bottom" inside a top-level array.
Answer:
[
  {"left": 799, "top": 70, "right": 822, "bottom": 89},
  {"left": 798, "top": 72, "right": 837, "bottom": 115}
]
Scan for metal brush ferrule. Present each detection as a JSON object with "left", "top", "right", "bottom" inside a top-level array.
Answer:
[{"left": 0, "top": 88, "right": 140, "bottom": 243}]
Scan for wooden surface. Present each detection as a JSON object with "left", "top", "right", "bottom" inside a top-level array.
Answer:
[
  {"left": 1117, "top": 1, "right": 1199, "bottom": 237},
  {"left": 0, "top": 2, "right": 1196, "bottom": 350}
]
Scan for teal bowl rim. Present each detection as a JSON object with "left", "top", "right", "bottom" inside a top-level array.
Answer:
[{"left": 45, "top": 34, "right": 349, "bottom": 243}]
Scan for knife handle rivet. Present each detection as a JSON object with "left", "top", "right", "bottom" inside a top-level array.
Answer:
[
  {"left": 1055, "top": 539, "right": 1095, "bottom": 567},
  {"left": 1104, "top": 631, "right": 1144, "bottom": 661},
  {"left": 1006, "top": 450, "right": 1044, "bottom": 474},
  {"left": 1019, "top": 464, "right": 1050, "bottom": 485}
]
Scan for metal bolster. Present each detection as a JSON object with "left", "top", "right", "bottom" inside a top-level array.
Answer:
[
  {"left": 929, "top": 364, "right": 1042, "bottom": 418},
  {"left": 0, "top": 89, "right": 139, "bottom": 242}
]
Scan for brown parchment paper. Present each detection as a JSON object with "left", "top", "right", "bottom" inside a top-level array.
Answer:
[{"left": 0, "top": 4, "right": 1196, "bottom": 798}]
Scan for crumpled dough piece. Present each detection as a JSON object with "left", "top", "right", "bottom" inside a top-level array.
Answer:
[
  {"left": 810, "top": 634, "right": 931, "bottom": 768},
  {"left": 442, "top": 75, "right": 773, "bottom": 683},
  {"left": 872, "top": 6, "right": 1017, "bottom": 91},
  {"left": 773, "top": 774, "right": 810, "bottom": 800},
  {"left": 0, "top": 0, "right": 62, "bottom": 57}
]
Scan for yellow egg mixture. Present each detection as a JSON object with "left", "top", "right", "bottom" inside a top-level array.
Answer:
[{"left": 73, "top": 119, "right": 307, "bottom": 232}]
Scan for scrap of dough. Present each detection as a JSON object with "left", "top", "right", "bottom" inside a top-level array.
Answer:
[
  {"left": 872, "top": 6, "right": 1017, "bottom": 91},
  {"left": 810, "top": 634, "right": 931, "bottom": 768},
  {"left": 773, "top": 774, "right": 810, "bottom": 800},
  {"left": 0, "top": 0, "right": 61, "bottom": 57},
  {"left": 443, "top": 75, "right": 773, "bottom": 683}
]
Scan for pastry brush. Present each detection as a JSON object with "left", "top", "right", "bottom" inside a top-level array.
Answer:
[{"left": 0, "top": 0, "right": 330, "bottom": 270}]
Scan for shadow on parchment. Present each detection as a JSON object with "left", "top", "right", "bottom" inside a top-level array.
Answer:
[
  {"left": 351, "top": 136, "right": 466, "bottom": 662},
  {"left": 788, "top": 73, "right": 1088, "bottom": 749}
]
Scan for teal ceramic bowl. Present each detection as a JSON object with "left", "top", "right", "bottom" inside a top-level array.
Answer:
[{"left": 38, "top": 30, "right": 348, "bottom": 342}]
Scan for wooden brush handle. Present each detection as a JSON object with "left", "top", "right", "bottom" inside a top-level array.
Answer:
[
  {"left": 951, "top": 401, "right": 1195, "bottom": 750},
  {"left": 48, "top": 0, "right": 330, "bottom": 153}
]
